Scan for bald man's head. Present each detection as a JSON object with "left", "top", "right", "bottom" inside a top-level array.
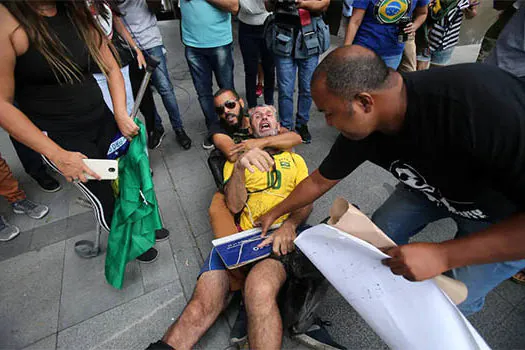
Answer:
[{"left": 312, "top": 46, "right": 390, "bottom": 100}]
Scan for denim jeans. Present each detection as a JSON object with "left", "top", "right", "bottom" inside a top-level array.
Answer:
[
  {"left": 381, "top": 53, "right": 403, "bottom": 70},
  {"left": 144, "top": 45, "right": 184, "bottom": 130},
  {"left": 185, "top": 43, "right": 235, "bottom": 130},
  {"left": 371, "top": 184, "right": 525, "bottom": 316},
  {"left": 274, "top": 54, "right": 318, "bottom": 130},
  {"left": 238, "top": 21, "right": 275, "bottom": 108}
]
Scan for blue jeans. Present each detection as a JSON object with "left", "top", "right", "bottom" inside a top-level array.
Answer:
[
  {"left": 372, "top": 184, "right": 525, "bottom": 316},
  {"left": 381, "top": 54, "right": 403, "bottom": 70},
  {"left": 144, "top": 45, "right": 184, "bottom": 130},
  {"left": 274, "top": 54, "right": 319, "bottom": 130},
  {"left": 185, "top": 43, "right": 235, "bottom": 130},
  {"left": 417, "top": 46, "right": 455, "bottom": 66}
]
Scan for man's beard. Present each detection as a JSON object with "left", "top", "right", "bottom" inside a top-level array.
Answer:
[
  {"left": 254, "top": 126, "right": 279, "bottom": 138},
  {"left": 220, "top": 107, "right": 245, "bottom": 134}
]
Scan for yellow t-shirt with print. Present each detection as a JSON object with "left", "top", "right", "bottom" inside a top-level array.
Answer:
[{"left": 223, "top": 151, "right": 309, "bottom": 230}]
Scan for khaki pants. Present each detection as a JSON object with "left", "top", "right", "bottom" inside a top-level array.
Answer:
[
  {"left": 398, "top": 37, "right": 417, "bottom": 72},
  {"left": 0, "top": 155, "right": 25, "bottom": 204}
]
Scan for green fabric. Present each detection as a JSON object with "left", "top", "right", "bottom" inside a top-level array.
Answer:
[{"left": 105, "top": 119, "right": 162, "bottom": 289}]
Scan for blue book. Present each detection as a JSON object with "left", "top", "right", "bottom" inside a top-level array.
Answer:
[{"left": 212, "top": 224, "right": 281, "bottom": 269}]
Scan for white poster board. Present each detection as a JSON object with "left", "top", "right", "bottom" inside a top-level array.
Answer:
[{"left": 295, "top": 224, "right": 490, "bottom": 350}]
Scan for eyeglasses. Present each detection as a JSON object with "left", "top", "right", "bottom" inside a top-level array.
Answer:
[{"left": 215, "top": 100, "right": 238, "bottom": 115}]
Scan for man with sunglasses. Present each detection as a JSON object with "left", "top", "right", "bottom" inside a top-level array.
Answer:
[{"left": 148, "top": 105, "right": 344, "bottom": 350}]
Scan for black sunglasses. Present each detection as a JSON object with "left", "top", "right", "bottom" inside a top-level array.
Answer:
[{"left": 215, "top": 99, "right": 238, "bottom": 115}]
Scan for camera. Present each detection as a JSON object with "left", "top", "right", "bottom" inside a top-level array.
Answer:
[
  {"left": 270, "top": 0, "right": 299, "bottom": 16},
  {"left": 397, "top": 16, "right": 411, "bottom": 43}
]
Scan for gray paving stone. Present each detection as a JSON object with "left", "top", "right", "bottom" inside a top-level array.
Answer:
[
  {"left": 57, "top": 282, "right": 185, "bottom": 350},
  {"left": 467, "top": 292, "right": 515, "bottom": 345},
  {"left": 149, "top": 150, "right": 174, "bottom": 192},
  {"left": 67, "top": 211, "right": 98, "bottom": 237},
  {"left": 157, "top": 189, "right": 202, "bottom": 298},
  {"left": 30, "top": 216, "right": 68, "bottom": 251},
  {"left": 0, "top": 228, "right": 33, "bottom": 262},
  {"left": 22, "top": 334, "right": 57, "bottom": 350},
  {"left": 59, "top": 232, "right": 144, "bottom": 330},
  {"left": 0, "top": 241, "right": 64, "bottom": 349},
  {"left": 141, "top": 240, "right": 181, "bottom": 293},
  {"left": 494, "top": 279, "right": 525, "bottom": 308},
  {"left": 484, "top": 306, "right": 525, "bottom": 350}
]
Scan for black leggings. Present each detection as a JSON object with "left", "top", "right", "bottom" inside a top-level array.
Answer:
[{"left": 44, "top": 112, "right": 118, "bottom": 231}]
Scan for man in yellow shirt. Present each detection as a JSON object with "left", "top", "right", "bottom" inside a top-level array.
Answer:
[{"left": 149, "top": 105, "right": 344, "bottom": 350}]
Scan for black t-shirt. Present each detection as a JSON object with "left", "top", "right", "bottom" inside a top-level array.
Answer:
[
  {"left": 209, "top": 120, "right": 253, "bottom": 144},
  {"left": 319, "top": 63, "right": 525, "bottom": 221}
]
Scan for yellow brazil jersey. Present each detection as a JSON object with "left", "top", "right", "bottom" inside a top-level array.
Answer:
[{"left": 223, "top": 152, "right": 309, "bottom": 230}]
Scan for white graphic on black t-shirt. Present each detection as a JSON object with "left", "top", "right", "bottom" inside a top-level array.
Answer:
[{"left": 389, "top": 161, "right": 488, "bottom": 220}]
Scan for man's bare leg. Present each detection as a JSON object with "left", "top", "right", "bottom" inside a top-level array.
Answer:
[
  {"left": 162, "top": 270, "right": 230, "bottom": 350},
  {"left": 244, "top": 259, "right": 287, "bottom": 350}
]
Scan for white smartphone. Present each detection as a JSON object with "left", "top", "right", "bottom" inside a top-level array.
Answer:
[{"left": 82, "top": 159, "right": 119, "bottom": 180}]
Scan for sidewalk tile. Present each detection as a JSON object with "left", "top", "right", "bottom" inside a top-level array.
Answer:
[
  {"left": 0, "top": 241, "right": 64, "bottom": 349},
  {"left": 57, "top": 282, "right": 185, "bottom": 350},
  {"left": 141, "top": 240, "right": 181, "bottom": 293},
  {"left": 0, "top": 229, "right": 33, "bottom": 262},
  {"left": 22, "top": 334, "right": 57, "bottom": 350},
  {"left": 59, "top": 232, "right": 144, "bottom": 330},
  {"left": 30, "top": 217, "right": 68, "bottom": 251}
]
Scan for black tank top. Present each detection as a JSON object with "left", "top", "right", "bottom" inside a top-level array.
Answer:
[{"left": 14, "top": 4, "right": 106, "bottom": 135}]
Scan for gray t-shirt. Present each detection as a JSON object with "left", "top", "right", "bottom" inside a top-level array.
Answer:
[
  {"left": 238, "top": 0, "right": 270, "bottom": 26},
  {"left": 486, "top": 3, "right": 525, "bottom": 77},
  {"left": 119, "top": 0, "right": 163, "bottom": 50}
]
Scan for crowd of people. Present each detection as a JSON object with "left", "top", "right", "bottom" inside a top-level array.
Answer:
[{"left": 0, "top": 0, "right": 524, "bottom": 349}]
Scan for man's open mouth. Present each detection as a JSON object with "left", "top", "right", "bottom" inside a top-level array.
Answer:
[{"left": 259, "top": 122, "right": 271, "bottom": 132}]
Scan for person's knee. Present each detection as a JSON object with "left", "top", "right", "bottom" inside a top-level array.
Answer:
[
  {"left": 185, "top": 296, "right": 219, "bottom": 323},
  {"left": 245, "top": 280, "right": 278, "bottom": 312}
]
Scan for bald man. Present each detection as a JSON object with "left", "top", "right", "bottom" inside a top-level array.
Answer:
[{"left": 258, "top": 45, "right": 525, "bottom": 316}]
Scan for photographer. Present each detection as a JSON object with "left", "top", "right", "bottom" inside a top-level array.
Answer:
[
  {"left": 265, "top": 0, "right": 331, "bottom": 144},
  {"left": 343, "top": 0, "right": 428, "bottom": 69}
]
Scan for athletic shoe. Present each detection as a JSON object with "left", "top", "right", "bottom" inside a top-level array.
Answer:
[
  {"left": 32, "top": 171, "right": 61, "bottom": 193},
  {"left": 202, "top": 136, "right": 215, "bottom": 150},
  {"left": 12, "top": 199, "right": 49, "bottom": 219},
  {"left": 155, "top": 228, "right": 170, "bottom": 242},
  {"left": 292, "top": 318, "right": 346, "bottom": 350},
  {"left": 137, "top": 247, "right": 158, "bottom": 263},
  {"left": 145, "top": 340, "right": 174, "bottom": 350},
  {"left": 296, "top": 124, "right": 312, "bottom": 144},
  {"left": 175, "top": 128, "right": 192, "bottom": 150},
  {"left": 0, "top": 216, "right": 20, "bottom": 242},
  {"left": 148, "top": 127, "right": 166, "bottom": 150},
  {"left": 230, "top": 302, "right": 248, "bottom": 345}
]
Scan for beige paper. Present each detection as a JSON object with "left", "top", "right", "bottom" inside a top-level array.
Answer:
[{"left": 328, "top": 197, "right": 468, "bottom": 305}]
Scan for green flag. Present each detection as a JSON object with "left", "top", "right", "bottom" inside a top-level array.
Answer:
[{"left": 105, "top": 119, "right": 162, "bottom": 289}]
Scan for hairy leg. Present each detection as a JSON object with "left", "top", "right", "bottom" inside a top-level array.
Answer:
[
  {"left": 244, "top": 259, "right": 287, "bottom": 350},
  {"left": 162, "top": 270, "right": 230, "bottom": 349}
]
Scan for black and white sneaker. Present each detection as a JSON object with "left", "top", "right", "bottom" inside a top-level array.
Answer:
[
  {"left": 136, "top": 247, "right": 158, "bottom": 263},
  {"left": 155, "top": 228, "right": 170, "bottom": 242},
  {"left": 148, "top": 127, "right": 166, "bottom": 150},
  {"left": 230, "top": 302, "right": 248, "bottom": 345},
  {"left": 202, "top": 136, "right": 215, "bottom": 150},
  {"left": 32, "top": 171, "right": 61, "bottom": 193},
  {"left": 292, "top": 318, "right": 346, "bottom": 350}
]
